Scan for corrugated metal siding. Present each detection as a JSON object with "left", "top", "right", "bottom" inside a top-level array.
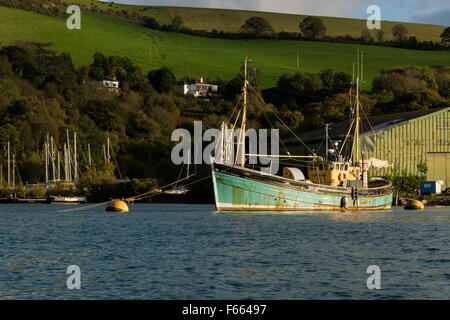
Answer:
[
  {"left": 361, "top": 108, "right": 450, "bottom": 178},
  {"left": 426, "top": 153, "right": 450, "bottom": 189}
]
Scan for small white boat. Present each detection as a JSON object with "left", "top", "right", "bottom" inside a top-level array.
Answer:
[
  {"left": 163, "top": 185, "right": 189, "bottom": 195},
  {"left": 47, "top": 196, "right": 87, "bottom": 204}
]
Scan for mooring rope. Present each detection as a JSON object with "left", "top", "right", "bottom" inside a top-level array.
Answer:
[{"left": 56, "top": 173, "right": 211, "bottom": 213}]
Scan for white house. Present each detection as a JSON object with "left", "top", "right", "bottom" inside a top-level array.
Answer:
[
  {"left": 177, "top": 77, "right": 218, "bottom": 97},
  {"left": 102, "top": 77, "right": 120, "bottom": 91}
]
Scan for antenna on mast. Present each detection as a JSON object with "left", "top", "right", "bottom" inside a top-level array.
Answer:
[
  {"left": 361, "top": 51, "right": 364, "bottom": 84},
  {"left": 357, "top": 46, "right": 360, "bottom": 78},
  {"left": 352, "top": 62, "right": 355, "bottom": 82}
]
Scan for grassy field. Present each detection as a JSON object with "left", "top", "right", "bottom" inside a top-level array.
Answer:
[
  {"left": 0, "top": 6, "right": 448, "bottom": 90},
  {"left": 71, "top": 1, "right": 447, "bottom": 42}
]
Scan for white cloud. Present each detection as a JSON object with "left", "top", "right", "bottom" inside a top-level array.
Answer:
[
  {"left": 109, "top": 0, "right": 450, "bottom": 24},
  {"left": 410, "top": 8, "right": 450, "bottom": 26}
]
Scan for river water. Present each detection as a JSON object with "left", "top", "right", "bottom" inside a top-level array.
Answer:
[{"left": 0, "top": 204, "right": 448, "bottom": 299}]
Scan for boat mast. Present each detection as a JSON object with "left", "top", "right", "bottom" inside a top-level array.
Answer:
[
  {"left": 88, "top": 143, "right": 92, "bottom": 167},
  {"left": 354, "top": 74, "right": 360, "bottom": 164},
  {"left": 107, "top": 137, "right": 111, "bottom": 164},
  {"left": 239, "top": 53, "right": 248, "bottom": 167},
  {"left": 45, "top": 138, "right": 48, "bottom": 183},
  {"left": 64, "top": 143, "right": 67, "bottom": 181},
  {"left": 51, "top": 136, "right": 56, "bottom": 181},
  {"left": 57, "top": 151, "right": 61, "bottom": 181},
  {"left": 7, "top": 141, "right": 10, "bottom": 187},
  {"left": 74, "top": 132, "right": 78, "bottom": 181},
  {"left": 66, "top": 130, "right": 72, "bottom": 182},
  {"left": 325, "top": 123, "right": 329, "bottom": 161},
  {"left": 12, "top": 153, "right": 15, "bottom": 188}
]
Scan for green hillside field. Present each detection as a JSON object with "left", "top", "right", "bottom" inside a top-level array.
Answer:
[
  {"left": 0, "top": 5, "right": 448, "bottom": 90},
  {"left": 72, "top": 1, "right": 446, "bottom": 42}
]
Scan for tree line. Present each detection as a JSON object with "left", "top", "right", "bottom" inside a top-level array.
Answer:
[{"left": 144, "top": 14, "right": 449, "bottom": 51}]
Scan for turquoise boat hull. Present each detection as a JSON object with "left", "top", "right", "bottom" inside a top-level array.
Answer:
[{"left": 212, "top": 163, "right": 393, "bottom": 211}]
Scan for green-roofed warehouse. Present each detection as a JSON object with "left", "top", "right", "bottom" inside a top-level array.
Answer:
[{"left": 293, "top": 107, "right": 450, "bottom": 189}]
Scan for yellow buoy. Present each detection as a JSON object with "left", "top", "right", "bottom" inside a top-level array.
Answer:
[
  {"left": 106, "top": 200, "right": 129, "bottom": 213},
  {"left": 404, "top": 200, "right": 424, "bottom": 210}
]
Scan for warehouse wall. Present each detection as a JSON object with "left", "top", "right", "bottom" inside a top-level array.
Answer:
[{"left": 361, "top": 108, "right": 450, "bottom": 186}]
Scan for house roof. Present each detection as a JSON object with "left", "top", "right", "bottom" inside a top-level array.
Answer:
[
  {"left": 93, "top": 76, "right": 118, "bottom": 82},
  {"left": 177, "top": 80, "right": 217, "bottom": 86},
  {"left": 295, "top": 108, "right": 447, "bottom": 143}
]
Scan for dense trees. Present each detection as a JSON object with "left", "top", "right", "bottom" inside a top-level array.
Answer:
[
  {"left": 375, "top": 30, "right": 385, "bottom": 42},
  {"left": 170, "top": 15, "right": 184, "bottom": 32},
  {"left": 0, "top": 42, "right": 194, "bottom": 185},
  {"left": 0, "top": 41, "right": 76, "bottom": 93},
  {"left": 372, "top": 66, "right": 440, "bottom": 93},
  {"left": 360, "top": 30, "right": 373, "bottom": 44},
  {"left": 260, "top": 69, "right": 353, "bottom": 130},
  {"left": 147, "top": 67, "right": 177, "bottom": 93},
  {"left": 88, "top": 52, "right": 144, "bottom": 89},
  {"left": 299, "top": 16, "right": 327, "bottom": 40},
  {"left": 240, "top": 17, "right": 274, "bottom": 35},
  {"left": 263, "top": 65, "right": 449, "bottom": 130},
  {"left": 441, "top": 27, "right": 450, "bottom": 46},
  {"left": 392, "top": 24, "right": 408, "bottom": 42},
  {"left": 371, "top": 66, "right": 449, "bottom": 113}
]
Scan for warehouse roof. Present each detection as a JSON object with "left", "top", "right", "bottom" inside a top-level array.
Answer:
[{"left": 296, "top": 108, "right": 448, "bottom": 143}]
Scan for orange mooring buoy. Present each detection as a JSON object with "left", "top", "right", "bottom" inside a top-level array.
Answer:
[
  {"left": 404, "top": 199, "right": 424, "bottom": 210},
  {"left": 106, "top": 200, "right": 129, "bottom": 212}
]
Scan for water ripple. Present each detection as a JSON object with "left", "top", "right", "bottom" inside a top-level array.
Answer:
[{"left": 0, "top": 204, "right": 448, "bottom": 299}]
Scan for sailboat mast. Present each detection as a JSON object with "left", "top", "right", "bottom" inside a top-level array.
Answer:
[
  {"left": 57, "top": 151, "right": 61, "bottom": 181},
  {"left": 74, "top": 132, "right": 78, "bottom": 181},
  {"left": 7, "top": 141, "right": 10, "bottom": 187},
  {"left": 88, "top": 143, "right": 92, "bottom": 167},
  {"left": 325, "top": 123, "right": 329, "bottom": 161},
  {"left": 51, "top": 136, "right": 55, "bottom": 181},
  {"left": 64, "top": 143, "right": 67, "bottom": 181},
  {"left": 66, "top": 130, "right": 71, "bottom": 182},
  {"left": 45, "top": 140, "right": 48, "bottom": 183},
  {"left": 240, "top": 53, "right": 248, "bottom": 167},
  {"left": 355, "top": 75, "right": 360, "bottom": 163},
  {"left": 107, "top": 137, "right": 111, "bottom": 163},
  {"left": 12, "top": 153, "right": 15, "bottom": 188}
]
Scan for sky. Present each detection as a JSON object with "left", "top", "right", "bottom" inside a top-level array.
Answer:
[{"left": 114, "top": 0, "right": 450, "bottom": 26}]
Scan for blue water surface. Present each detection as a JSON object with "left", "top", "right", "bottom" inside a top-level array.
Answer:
[{"left": 0, "top": 204, "right": 448, "bottom": 299}]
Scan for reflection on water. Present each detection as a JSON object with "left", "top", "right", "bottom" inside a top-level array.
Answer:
[{"left": 0, "top": 204, "right": 448, "bottom": 299}]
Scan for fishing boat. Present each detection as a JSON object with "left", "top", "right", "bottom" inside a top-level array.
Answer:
[{"left": 210, "top": 55, "right": 393, "bottom": 211}]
